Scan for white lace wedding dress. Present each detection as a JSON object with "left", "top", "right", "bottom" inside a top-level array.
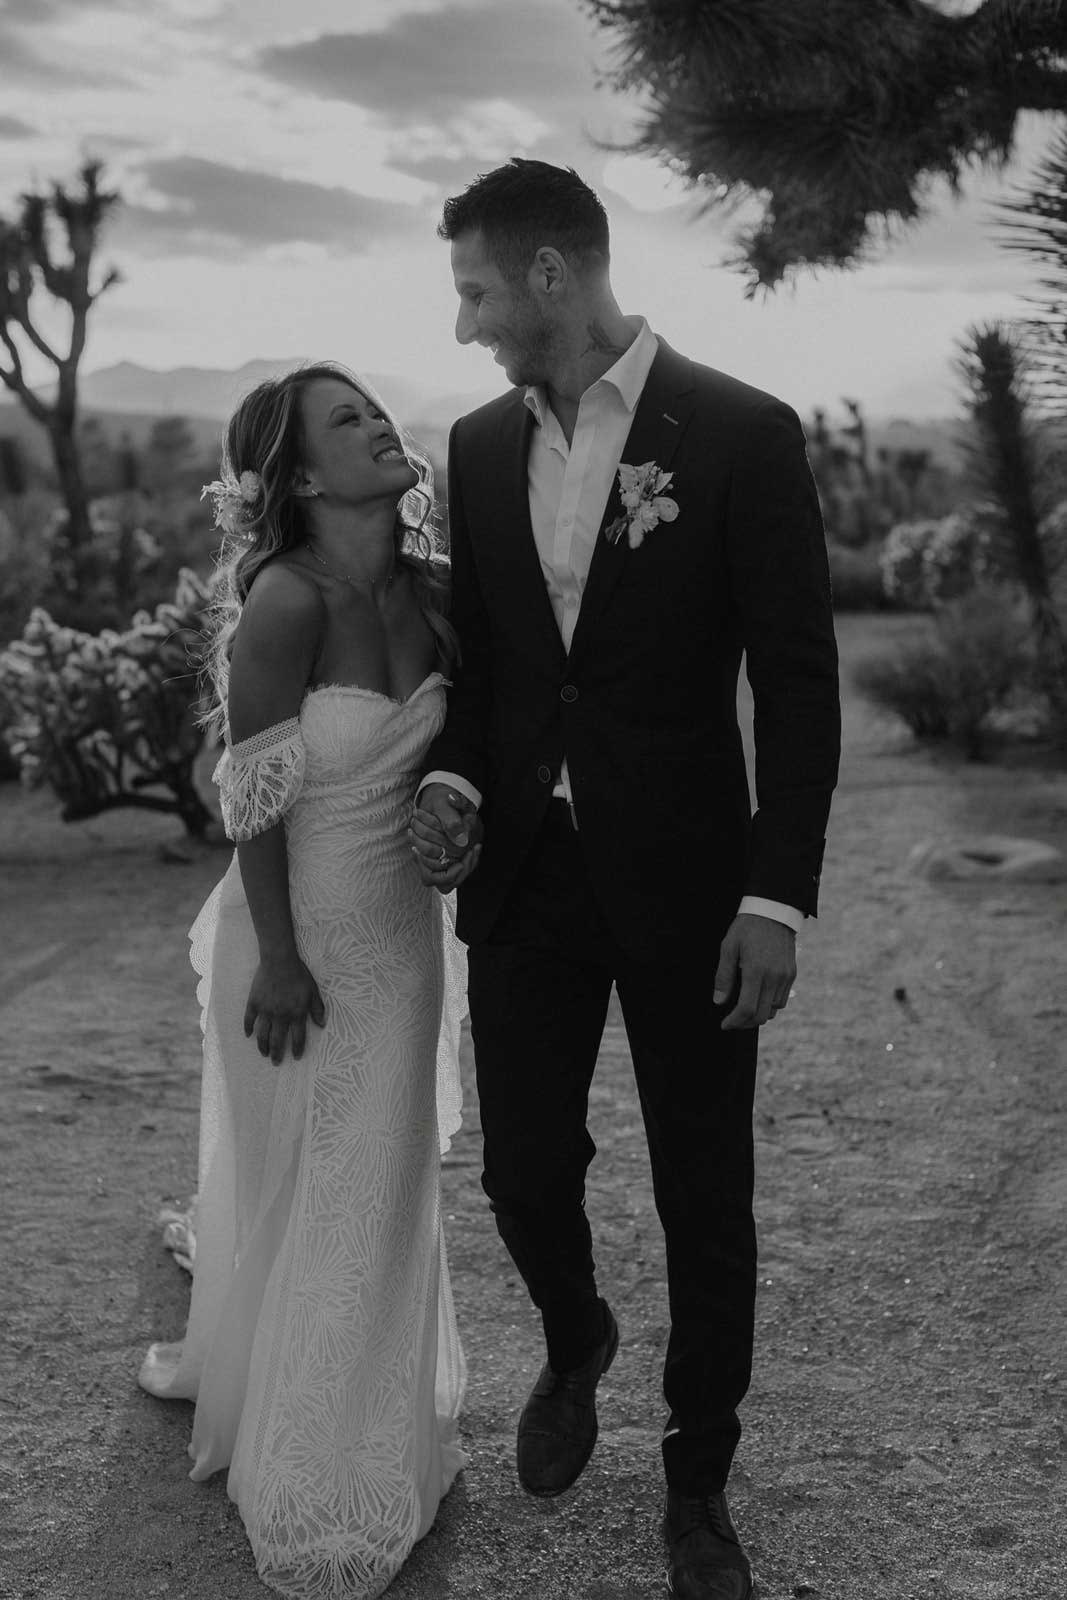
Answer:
[{"left": 139, "top": 673, "right": 467, "bottom": 1600}]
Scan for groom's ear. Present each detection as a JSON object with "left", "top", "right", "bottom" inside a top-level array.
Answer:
[{"left": 529, "top": 246, "right": 567, "bottom": 297}]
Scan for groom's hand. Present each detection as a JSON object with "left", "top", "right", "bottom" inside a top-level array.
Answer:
[
  {"left": 714, "top": 913, "right": 797, "bottom": 1030},
  {"left": 408, "top": 783, "right": 483, "bottom": 889}
]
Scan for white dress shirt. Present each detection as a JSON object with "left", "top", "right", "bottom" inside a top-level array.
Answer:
[{"left": 425, "top": 317, "right": 804, "bottom": 933}]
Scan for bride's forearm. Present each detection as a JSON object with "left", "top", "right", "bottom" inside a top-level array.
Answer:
[{"left": 237, "top": 826, "right": 299, "bottom": 962}]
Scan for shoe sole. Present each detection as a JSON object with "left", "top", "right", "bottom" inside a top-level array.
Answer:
[
  {"left": 665, "top": 1568, "right": 754, "bottom": 1599},
  {"left": 519, "top": 1313, "right": 620, "bottom": 1499}
]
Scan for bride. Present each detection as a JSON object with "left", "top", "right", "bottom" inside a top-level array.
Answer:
[{"left": 139, "top": 364, "right": 479, "bottom": 1599}]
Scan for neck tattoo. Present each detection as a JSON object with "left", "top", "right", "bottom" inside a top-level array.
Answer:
[
  {"left": 582, "top": 319, "right": 626, "bottom": 358},
  {"left": 305, "top": 541, "right": 396, "bottom": 592}
]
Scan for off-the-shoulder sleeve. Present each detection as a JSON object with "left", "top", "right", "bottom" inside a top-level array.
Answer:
[{"left": 213, "top": 717, "right": 306, "bottom": 841}]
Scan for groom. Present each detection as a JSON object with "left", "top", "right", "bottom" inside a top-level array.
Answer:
[{"left": 412, "top": 158, "right": 840, "bottom": 1600}]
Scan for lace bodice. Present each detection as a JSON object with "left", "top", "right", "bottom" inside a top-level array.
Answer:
[{"left": 214, "top": 674, "right": 447, "bottom": 843}]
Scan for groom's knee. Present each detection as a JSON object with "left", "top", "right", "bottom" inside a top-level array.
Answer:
[{"left": 481, "top": 1133, "right": 595, "bottom": 1216}]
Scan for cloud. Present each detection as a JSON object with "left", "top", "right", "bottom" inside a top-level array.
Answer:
[
  {"left": 113, "top": 154, "right": 420, "bottom": 256},
  {"left": 259, "top": 0, "right": 605, "bottom": 129},
  {"left": 2, "top": 0, "right": 80, "bottom": 18},
  {"left": 387, "top": 150, "right": 507, "bottom": 192},
  {"left": 0, "top": 116, "right": 36, "bottom": 141},
  {"left": 3, "top": 19, "right": 135, "bottom": 88},
  {"left": 1, "top": 22, "right": 64, "bottom": 81}
]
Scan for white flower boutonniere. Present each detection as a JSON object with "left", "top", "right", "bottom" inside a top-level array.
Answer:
[{"left": 605, "top": 460, "right": 679, "bottom": 549}]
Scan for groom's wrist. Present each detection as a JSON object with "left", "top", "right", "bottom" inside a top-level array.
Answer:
[{"left": 737, "top": 895, "right": 805, "bottom": 933}]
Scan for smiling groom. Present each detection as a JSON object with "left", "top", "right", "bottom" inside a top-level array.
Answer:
[{"left": 414, "top": 159, "right": 841, "bottom": 1600}]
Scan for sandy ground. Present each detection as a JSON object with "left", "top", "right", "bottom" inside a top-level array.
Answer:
[{"left": 1, "top": 612, "right": 1065, "bottom": 1600}]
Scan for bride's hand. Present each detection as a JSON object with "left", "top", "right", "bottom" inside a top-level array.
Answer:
[
  {"left": 244, "top": 954, "right": 326, "bottom": 1064},
  {"left": 408, "top": 799, "right": 484, "bottom": 891}
]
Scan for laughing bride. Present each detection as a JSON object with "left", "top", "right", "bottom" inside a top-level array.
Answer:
[{"left": 139, "top": 363, "right": 478, "bottom": 1599}]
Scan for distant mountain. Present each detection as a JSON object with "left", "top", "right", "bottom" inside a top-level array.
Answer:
[
  {"left": 74, "top": 359, "right": 496, "bottom": 436},
  {"left": 1, "top": 359, "right": 976, "bottom": 478}
]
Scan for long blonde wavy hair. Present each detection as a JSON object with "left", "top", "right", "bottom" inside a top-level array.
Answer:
[{"left": 201, "top": 362, "right": 457, "bottom": 736}]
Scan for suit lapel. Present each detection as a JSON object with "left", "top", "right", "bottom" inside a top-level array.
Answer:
[{"left": 566, "top": 340, "right": 695, "bottom": 670}]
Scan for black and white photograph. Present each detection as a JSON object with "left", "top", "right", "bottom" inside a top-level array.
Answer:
[{"left": 1, "top": 3, "right": 1065, "bottom": 1598}]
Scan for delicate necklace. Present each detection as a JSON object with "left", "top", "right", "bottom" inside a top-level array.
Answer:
[{"left": 305, "top": 542, "right": 396, "bottom": 592}]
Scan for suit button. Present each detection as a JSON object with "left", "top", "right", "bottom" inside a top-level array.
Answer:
[
  {"left": 537, "top": 764, "right": 553, "bottom": 783},
  {"left": 560, "top": 684, "right": 579, "bottom": 703}
]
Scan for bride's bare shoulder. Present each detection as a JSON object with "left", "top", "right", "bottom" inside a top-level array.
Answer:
[{"left": 243, "top": 558, "right": 326, "bottom": 620}]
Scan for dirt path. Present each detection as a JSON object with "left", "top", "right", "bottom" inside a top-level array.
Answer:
[{"left": 1, "top": 614, "right": 1065, "bottom": 1600}]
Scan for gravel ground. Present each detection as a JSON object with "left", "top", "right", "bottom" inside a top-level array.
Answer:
[{"left": 1, "top": 613, "right": 1065, "bottom": 1600}]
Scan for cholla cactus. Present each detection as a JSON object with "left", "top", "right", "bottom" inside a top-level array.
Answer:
[{"left": 0, "top": 567, "right": 215, "bottom": 835}]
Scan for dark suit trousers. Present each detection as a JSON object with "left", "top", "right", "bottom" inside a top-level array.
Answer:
[{"left": 467, "top": 802, "right": 758, "bottom": 1494}]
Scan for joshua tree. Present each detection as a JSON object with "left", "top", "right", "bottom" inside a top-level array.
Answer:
[
  {"left": 0, "top": 434, "right": 26, "bottom": 498},
  {"left": 585, "top": 0, "right": 1067, "bottom": 292},
  {"left": 0, "top": 160, "right": 121, "bottom": 548},
  {"left": 999, "top": 123, "right": 1067, "bottom": 414},
  {"left": 958, "top": 321, "right": 1067, "bottom": 723}
]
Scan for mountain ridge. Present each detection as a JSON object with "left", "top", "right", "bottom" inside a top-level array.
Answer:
[
  {"left": 73, "top": 358, "right": 496, "bottom": 431},
  {"left": 1, "top": 359, "right": 971, "bottom": 471}
]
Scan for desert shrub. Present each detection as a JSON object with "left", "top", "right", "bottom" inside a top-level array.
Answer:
[
  {"left": 41, "top": 492, "right": 218, "bottom": 633},
  {"left": 0, "top": 490, "right": 67, "bottom": 642},
  {"left": 880, "top": 504, "right": 1003, "bottom": 609},
  {"left": 0, "top": 491, "right": 217, "bottom": 642},
  {"left": 0, "top": 567, "right": 215, "bottom": 833},
  {"left": 827, "top": 541, "right": 888, "bottom": 611},
  {"left": 806, "top": 402, "right": 964, "bottom": 548},
  {"left": 854, "top": 585, "right": 1032, "bottom": 757}
]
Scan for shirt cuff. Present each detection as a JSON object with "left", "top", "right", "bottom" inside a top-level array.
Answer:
[
  {"left": 738, "top": 896, "right": 806, "bottom": 934},
  {"left": 418, "top": 770, "right": 483, "bottom": 811}
]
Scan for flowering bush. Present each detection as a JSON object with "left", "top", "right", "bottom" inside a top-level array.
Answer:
[
  {"left": 0, "top": 567, "right": 215, "bottom": 834},
  {"left": 879, "top": 503, "right": 1010, "bottom": 609}
]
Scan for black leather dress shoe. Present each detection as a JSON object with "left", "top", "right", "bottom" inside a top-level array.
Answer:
[
  {"left": 516, "top": 1300, "right": 619, "bottom": 1497},
  {"left": 664, "top": 1489, "right": 754, "bottom": 1600}
]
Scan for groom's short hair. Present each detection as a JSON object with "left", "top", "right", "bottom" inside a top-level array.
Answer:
[{"left": 438, "top": 159, "right": 610, "bottom": 283}]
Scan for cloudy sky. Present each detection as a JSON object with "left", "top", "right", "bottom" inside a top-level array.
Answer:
[{"left": 1, "top": 0, "right": 1058, "bottom": 419}]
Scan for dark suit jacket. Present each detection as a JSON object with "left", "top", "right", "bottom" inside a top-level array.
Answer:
[{"left": 424, "top": 338, "right": 841, "bottom": 961}]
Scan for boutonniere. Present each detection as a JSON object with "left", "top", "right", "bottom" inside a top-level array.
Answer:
[{"left": 604, "top": 461, "right": 679, "bottom": 549}]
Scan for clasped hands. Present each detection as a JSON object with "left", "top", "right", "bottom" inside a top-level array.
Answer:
[{"left": 408, "top": 782, "right": 484, "bottom": 889}]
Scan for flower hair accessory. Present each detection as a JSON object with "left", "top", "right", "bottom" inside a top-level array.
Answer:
[
  {"left": 605, "top": 460, "right": 679, "bottom": 549},
  {"left": 201, "top": 469, "right": 262, "bottom": 538}
]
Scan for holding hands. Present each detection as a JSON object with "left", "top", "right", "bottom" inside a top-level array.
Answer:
[{"left": 409, "top": 782, "right": 484, "bottom": 889}]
